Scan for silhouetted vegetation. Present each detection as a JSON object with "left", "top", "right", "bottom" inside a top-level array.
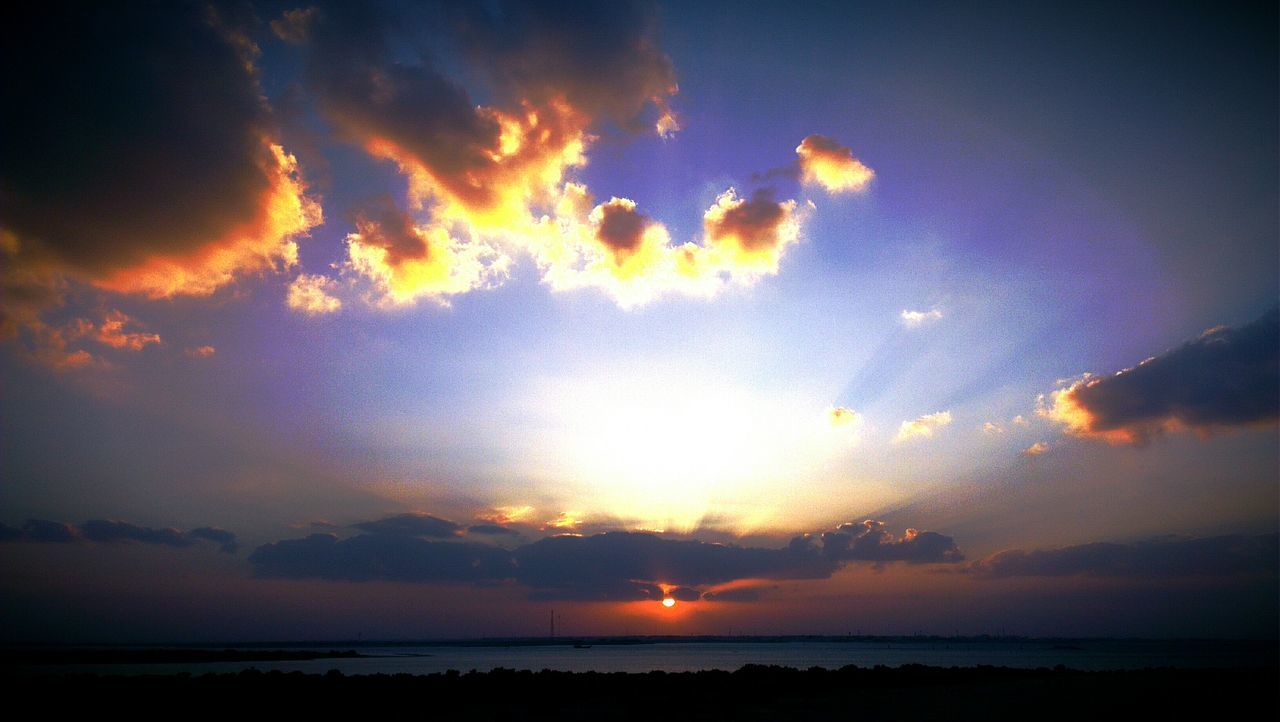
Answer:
[{"left": 8, "top": 664, "right": 1276, "bottom": 720}]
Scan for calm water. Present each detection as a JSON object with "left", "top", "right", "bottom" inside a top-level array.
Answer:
[{"left": 16, "top": 639, "right": 1277, "bottom": 676}]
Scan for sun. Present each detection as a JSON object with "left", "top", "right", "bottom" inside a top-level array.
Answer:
[{"left": 662, "top": 597, "right": 676, "bottom": 608}]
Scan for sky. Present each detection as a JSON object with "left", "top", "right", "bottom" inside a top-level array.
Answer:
[{"left": 1, "top": 0, "right": 1276, "bottom": 642}]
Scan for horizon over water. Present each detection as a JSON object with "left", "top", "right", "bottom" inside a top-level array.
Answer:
[{"left": 10, "top": 636, "right": 1276, "bottom": 677}]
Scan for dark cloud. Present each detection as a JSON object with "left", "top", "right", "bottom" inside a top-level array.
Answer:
[
  {"left": 0, "top": 518, "right": 238, "bottom": 552},
  {"left": 594, "top": 199, "right": 648, "bottom": 262},
  {"left": 467, "top": 523, "right": 519, "bottom": 536},
  {"left": 16, "top": 519, "right": 78, "bottom": 544},
  {"left": 704, "top": 189, "right": 789, "bottom": 253},
  {"left": 351, "top": 197, "right": 432, "bottom": 267},
  {"left": 969, "top": 533, "right": 1279, "bottom": 579},
  {"left": 701, "top": 587, "right": 763, "bottom": 603},
  {"left": 512, "top": 532, "right": 837, "bottom": 599},
  {"left": 821, "top": 520, "right": 965, "bottom": 564},
  {"left": 248, "top": 533, "right": 514, "bottom": 582},
  {"left": 449, "top": 0, "right": 678, "bottom": 132},
  {"left": 0, "top": 3, "right": 315, "bottom": 296},
  {"left": 1045, "top": 309, "right": 1279, "bottom": 443},
  {"left": 188, "top": 526, "right": 241, "bottom": 554},
  {"left": 668, "top": 586, "right": 702, "bottom": 602},
  {"left": 79, "top": 519, "right": 193, "bottom": 548},
  {"left": 248, "top": 522, "right": 964, "bottom": 600},
  {"left": 352, "top": 513, "right": 462, "bottom": 538}
]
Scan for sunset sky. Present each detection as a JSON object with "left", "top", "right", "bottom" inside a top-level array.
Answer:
[{"left": 2, "top": 0, "right": 1276, "bottom": 642}]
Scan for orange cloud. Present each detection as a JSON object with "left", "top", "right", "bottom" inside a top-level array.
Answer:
[
  {"left": 343, "top": 204, "right": 509, "bottom": 308},
  {"left": 702, "top": 188, "right": 802, "bottom": 274},
  {"left": 92, "top": 144, "right": 321, "bottom": 299},
  {"left": 92, "top": 311, "right": 161, "bottom": 351},
  {"left": 796, "top": 134, "right": 874, "bottom": 193}
]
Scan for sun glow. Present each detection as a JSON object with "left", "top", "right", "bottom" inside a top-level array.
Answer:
[
  {"left": 662, "top": 597, "right": 676, "bottom": 608},
  {"left": 526, "top": 370, "right": 856, "bottom": 532}
]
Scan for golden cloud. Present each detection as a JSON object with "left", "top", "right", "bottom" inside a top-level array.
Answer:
[
  {"left": 893, "top": 411, "right": 952, "bottom": 443},
  {"left": 796, "top": 134, "right": 874, "bottom": 193},
  {"left": 702, "top": 188, "right": 802, "bottom": 275},
  {"left": 828, "top": 406, "right": 860, "bottom": 427}
]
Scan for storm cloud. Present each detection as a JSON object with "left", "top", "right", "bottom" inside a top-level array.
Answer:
[{"left": 1043, "top": 309, "right": 1279, "bottom": 443}]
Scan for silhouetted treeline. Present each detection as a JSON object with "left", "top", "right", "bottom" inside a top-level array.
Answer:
[{"left": 8, "top": 664, "right": 1276, "bottom": 720}]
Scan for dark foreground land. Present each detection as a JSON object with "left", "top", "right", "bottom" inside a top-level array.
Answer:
[{"left": 12, "top": 664, "right": 1277, "bottom": 720}]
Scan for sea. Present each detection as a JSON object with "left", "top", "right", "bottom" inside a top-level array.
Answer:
[{"left": 10, "top": 638, "right": 1277, "bottom": 676}]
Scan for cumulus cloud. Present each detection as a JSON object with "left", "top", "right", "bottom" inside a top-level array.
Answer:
[
  {"left": 283, "top": 2, "right": 809, "bottom": 309},
  {"left": 795, "top": 134, "right": 875, "bottom": 193},
  {"left": 342, "top": 200, "right": 509, "bottom": 307},
  {"left": 249, "top": 520, "right": 963, "bottom": 600},
  {"left": 820, "top": 520, "right": 964, "bottom": 564},
  {"left": 701, "top": 188, "right": 802, "bottom": 274},
  {"left": 969, "top": 533, "right": 1278, "bottom": 579},
  {"left": 1041, "top": 310, "right": 1279, "bottom": 444},
  {"left": 0, "top": 4, "right": 321, "bottom": 367},
  {"left": 0, "top": 4, "right": 321, "bottom": 302},
  {"left": 287, "top": 274, "right": 342, "bottom": 315},
  {"left": 900, "top": 308, "right": 943, "bottom": 327},
  {"left": 0, "top": 518, "right": 238, "bottom": 553},
  {"left": 894, "top": 411, "right": 952, "bottom": 443}
]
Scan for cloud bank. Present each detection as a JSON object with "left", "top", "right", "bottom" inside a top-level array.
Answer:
[{"left": 249, "top": 514, "right": 963, "bottom": 600}]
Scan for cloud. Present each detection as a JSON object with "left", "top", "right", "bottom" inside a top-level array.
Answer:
[
  {"left": 828, "top": 406, "right": 861, "bottom": 427},
  {"left": 701, "top": 188, "right": 802, "bottom": 274},
  {"left": 969, "top": 533, "right": 1278, "bottom": 579},
  {"left": 1041, "top": 310, "right": 1279, "bottom": 444},
  {"left": 249, "top": 520, "right": 963, "bottom": 600},
  {"left": 249, "top": 533, "right": 515, "bottom": 582},
  {"left": 982, "top": 422, "right": 1005, "bottom": 435},
  {"left": 1022, "top": 441, "right": 1049, "bottom": 456},
  {"left": 0, "top": 518, "right": 238, "bottom": 552},
  {"left": 0, "top": 4, "right": 321, "bottom": 308},
  {"left": 287, "top": 274, "right": 342, "bottom": 315},
  {"left": 185, "top": 345, "right": 217, "bottom": 358},
  {"left": 467, "top": 523, "right": 520, "bottom": 536},
  {"left": 342, "top": 200, "right": 509, "bottom": 307},
  {"left": 700, "top": 587, "right": 763, "bottom": 603},
  {"left": 795, "top": 135, "right": 875, "bottom": 193},
  {"left": 284, "top": 2, "right": 808, "bottom": 309},
  {"left": 187, "top": 527, "right": 240, "bottom": 554},
  {"left": 820, "top": 520, "right": 964, "bottom": 564},
  {"left": 90, "top": 311, "right": 161, "bottom": 351},
  {"left": 900, "top": 308, "right": 943, "bottom": 327},
  {"left": 352, "top": 513, "right": 462, "bottom": 538},
  {"left": 511, "top": 532, "right": 837, "bottom": 600},
  {"left": 893, "top": 411, "right": 952, "bottom": 443}
]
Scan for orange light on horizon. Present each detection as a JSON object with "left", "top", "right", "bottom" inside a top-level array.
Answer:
[{"left": 662, "top": 597, "right": 676, "bottom": 608}]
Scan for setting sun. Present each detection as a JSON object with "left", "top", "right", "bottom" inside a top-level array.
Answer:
[{"left": 662, "top": 598, "right": 676, "bottom": 608}]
